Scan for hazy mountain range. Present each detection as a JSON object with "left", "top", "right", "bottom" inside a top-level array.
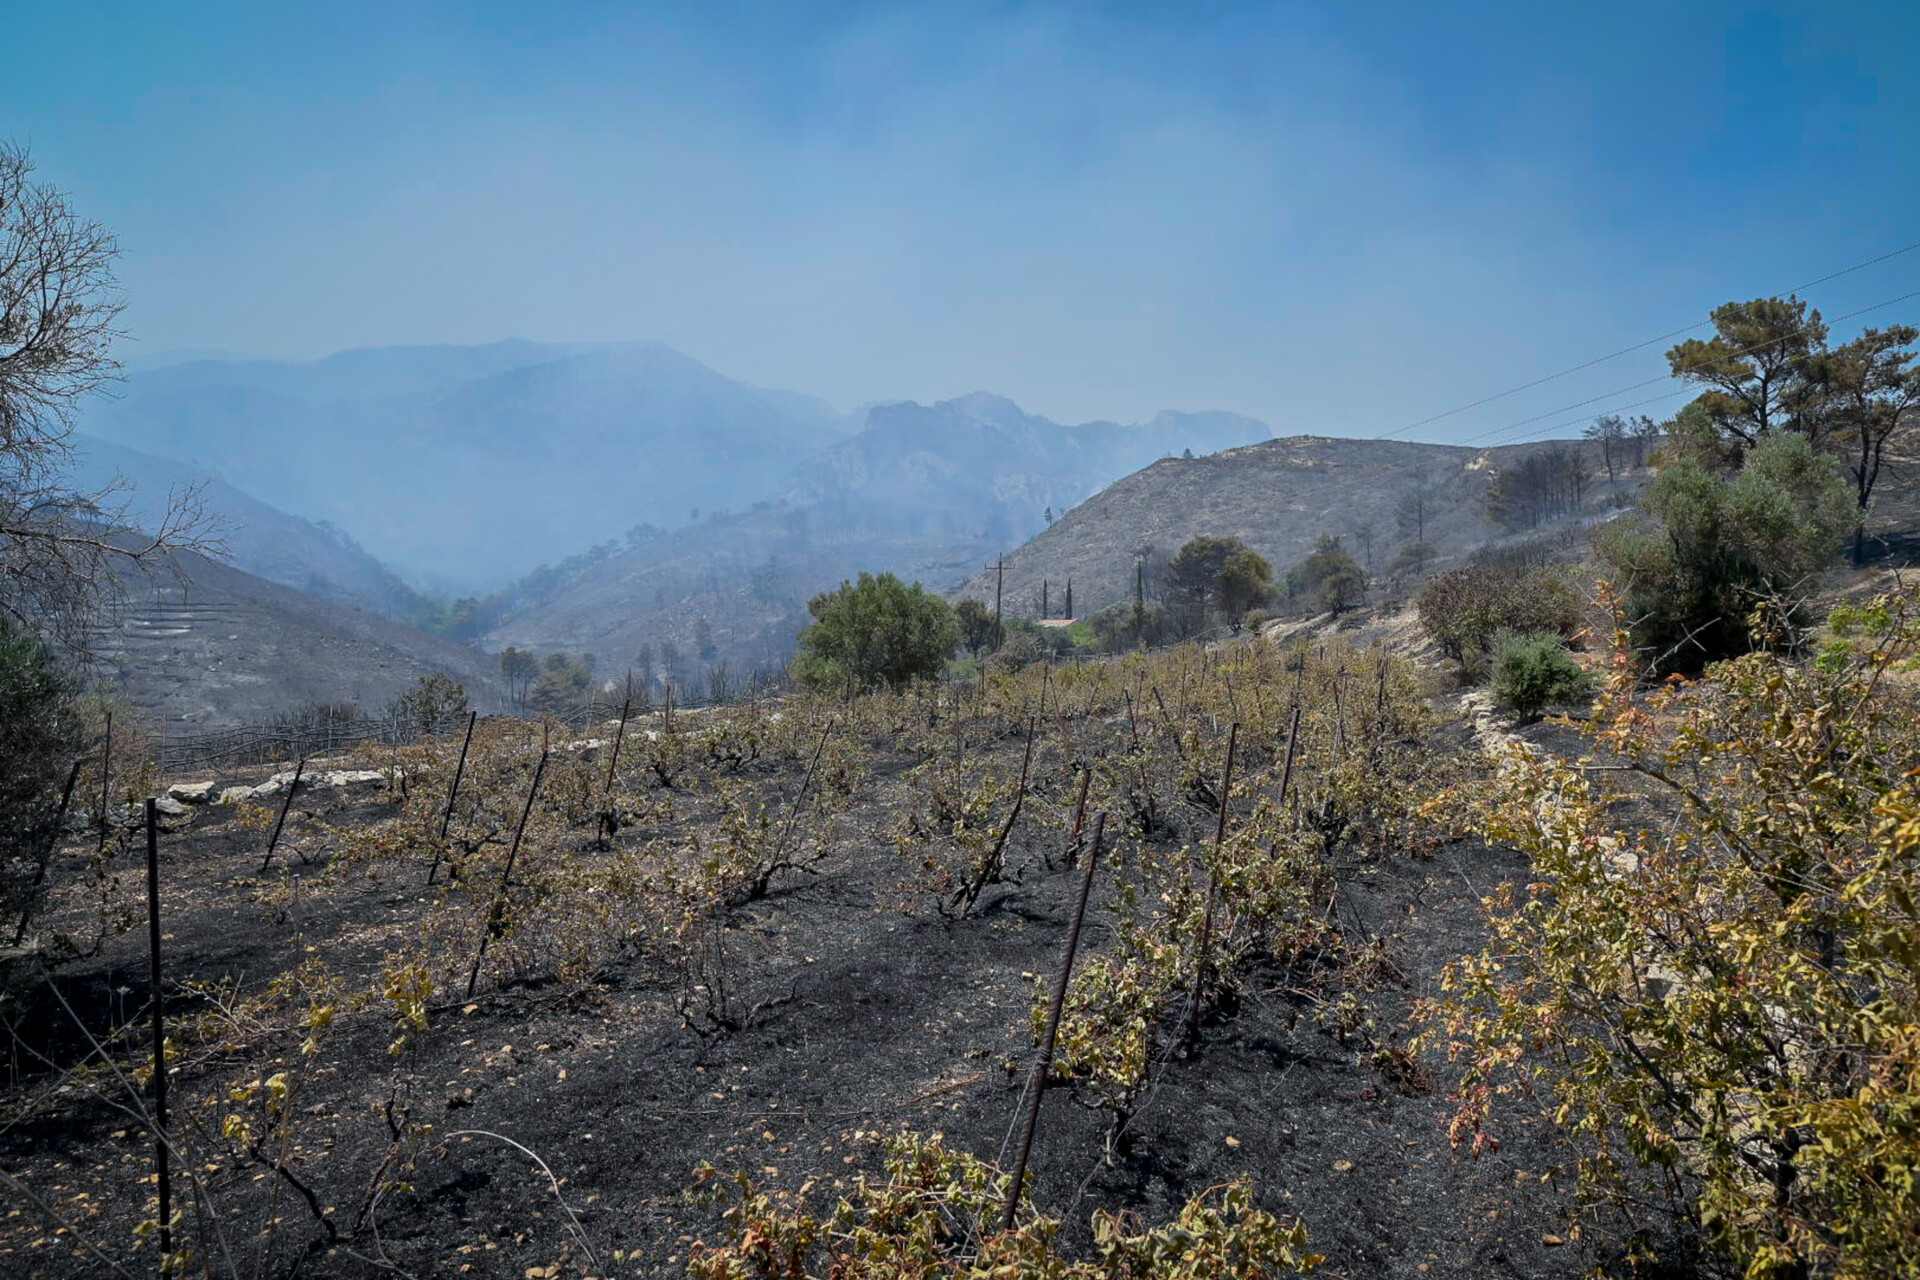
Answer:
[
  {"left": 783, "top": 393, "right": 1269, "bottom": 542},
  {"left": 78, "top": 341, "right": 1279, "bottom": 692},
  {"left": 79, "top": 340, "right": 852, "bottom": 590}
]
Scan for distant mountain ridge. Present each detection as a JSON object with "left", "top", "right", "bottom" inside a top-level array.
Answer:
[
  {"left": 118, "top": 338, "right": 620, "bottom": 401},
  {"left": 484, "top": 394, "right": 1273, "bottom": 675},
  {"left": 783, "top": 393, "right": 1270, "bottom": 541},
  {"left": 85, "top": 340, "right": 1280, "bottom": 686},
  {"left": 80, "top": 341, "right": 854, "bottom": 590}
]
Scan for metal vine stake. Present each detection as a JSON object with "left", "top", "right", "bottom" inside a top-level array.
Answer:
[
  {"left": 143, "top": 799, "right": 173, "bottom": 1264},
  {"left": 466, "top": 728, "right": 550, "bottom": 998},
  {"left": 1183, "top": 722, "right": 1239, "bottom": 1049},
  {"left": 258, "top": 757, "right": 307, "bottom": 875},
  {"left": 1001, "top": 810, "right": 1107, "bottom": 1233},
  {"left": 427, "top": 710, "right": 479, "bottom": 885}
]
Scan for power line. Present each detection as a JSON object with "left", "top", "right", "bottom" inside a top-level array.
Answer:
[
  {"left": 1454, "top": 285, "right": 1920, "bottom": 449},
  {"left": 1373, "top": 237, "right": 1920, "bottom": 441},
  {"left": 1494, "top": 387, "right": 1693, "bottom": 449}
]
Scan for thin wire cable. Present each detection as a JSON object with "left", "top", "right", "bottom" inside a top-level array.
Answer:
[
  {"left": 1374, "top": 237, "right": 1920, "bottom": 440},
  {"left": 994, "top": 1056, "right": 1038, "bottom": 1171},
  {"left": 1455, "top": 285, "right": 1920, "bottom": 448},
  {"left": 1065, "top": 1032, "right": 1186, "bottom": 1215},
  {"left": 1498, "top": 388, "right": 1694, "bottom": 447}
]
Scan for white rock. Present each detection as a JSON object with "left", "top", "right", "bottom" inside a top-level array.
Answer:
[
  {"left": 151, "top": 796, "right": 191, "bottom": 818},
  {"left": 321, "top": 769, "right": 389, "bottom": 788},
  {"left": 167, "top": 781, "right": 218, "bottom": 805},
  {"left": 248, "top": 771, "right": 298, "bottom": 799}
]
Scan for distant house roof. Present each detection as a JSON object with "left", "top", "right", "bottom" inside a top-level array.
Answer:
[{"left": 1036, "top": 618, "right": 1077, "bottom": 628}]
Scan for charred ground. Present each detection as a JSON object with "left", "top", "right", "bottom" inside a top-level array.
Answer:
[{"left": 2, "top": 639, "right": 1664, "bottom": 1280}]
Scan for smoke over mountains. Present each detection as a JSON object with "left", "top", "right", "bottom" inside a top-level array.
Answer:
[{"left": 78, "top": 341, "right": 1275, "bottom": 702}]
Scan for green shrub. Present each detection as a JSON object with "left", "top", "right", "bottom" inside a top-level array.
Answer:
[
  {"left": 1165, "top": 536, "right": 1274, "bottom": 635},
  {"left": 1287, "top": 534, "right": 1365, "bottom": 615},
  {"left": 1, "top": 617, "right": 81, "bottom": 939},
  {"left": 955, "top": 598, "right": 997, "bottom": 655},
  {"left": 1594, "top": 432, "right": 1852, "bottom": 673},
  {"left": 1415, "top": 563, "right": 1583, "bottom": 670},
  {"left": 792, "top": 572, "right": 959, "bottom": 690},
  {"left": 389, "top": 672, "right": 469, "bottom": 737},
  {"left": 1487, "top": 631, "right": 1592, "bottom": 721},
  {"left": 1432, "top": 583, "right": 1920, "bottom": 1275},
  {"left": 999, "top": 615, "right": 1084, "bottom": 660},
  {"left": 1217, "top": 548, "right": 1274, "bottom": 618},
  {"left": 1086, "top": 600, "right": 1178, "bottom": 652}
]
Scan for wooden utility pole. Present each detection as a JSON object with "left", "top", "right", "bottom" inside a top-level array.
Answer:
[
  {"left": 993, "top": 556, "right": 1005, "bottom": 651},
  {"left": 1133, "top": 558, "right": 1146, "bottom": 649},
  {"left": 1042, "top": 579, "right": 1049, "bottom": 619}
]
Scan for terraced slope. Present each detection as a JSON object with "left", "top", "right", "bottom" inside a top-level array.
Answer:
[{"left": 91, "top": 547, "right": 505, "bottom": 728}]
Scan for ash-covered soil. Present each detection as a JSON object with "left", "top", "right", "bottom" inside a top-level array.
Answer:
[{"left": 2, "top": 710, "right": 1664, "bottom": 1280}]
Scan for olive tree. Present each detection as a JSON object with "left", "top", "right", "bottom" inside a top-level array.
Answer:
[
  {"left": 1808, "top": 325, "right": 1920, "bottom": 563},
  {"left": 1287, "top": 534, "right": 1365, "bottom": 615},
  {"left": 792, "top": 572, "right": 959, "bottom": 690},
  {"left": 1595, "top": 432, "right": 1852, "bottom": 672},
  {"left": 955, "top": 597, "right": 998, "bottom": 655}
]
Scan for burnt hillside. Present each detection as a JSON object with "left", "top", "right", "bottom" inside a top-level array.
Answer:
[{"left": 952, "top": 434, "right": 1639, "bottom": 615}]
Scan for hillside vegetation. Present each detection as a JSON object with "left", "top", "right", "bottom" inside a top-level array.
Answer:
[
  {"left": 68, "top": 435, "right": 429, "bottom": 620},
  {"left": 952, "top": 434, "right": 1635, "bottom": 620}
]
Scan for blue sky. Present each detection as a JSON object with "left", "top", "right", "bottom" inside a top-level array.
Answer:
[{"left": 8, "top": 1, "right": 1917, "bottom": 440}]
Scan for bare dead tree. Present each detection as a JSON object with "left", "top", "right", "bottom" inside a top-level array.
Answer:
[
  {"left": 1, "top": 142, "right": 216, "bottom": 652},
  {"left": 1808, "top": 326, "right": 1920, "bottom": 564},
  {"left": 1395, "top": 479, "right": 1436, "bottom": 545},
  {"left": 1584, "top": 414, "right": 1626, "bottom": 483},
  {"left": 1629, "top": 414, "right": 1661, "bottom": 468}
]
